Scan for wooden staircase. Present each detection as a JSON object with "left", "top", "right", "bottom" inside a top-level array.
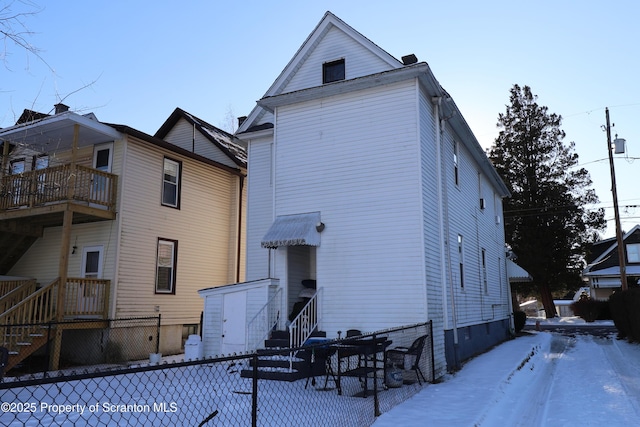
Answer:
[
  {"left": 240, "top": 330, "right": 327, "bottom": 381},
  {"left": 0, "top": 277, "right": 110, "bottom": 373}
]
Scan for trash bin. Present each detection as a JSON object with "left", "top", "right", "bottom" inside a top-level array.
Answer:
[
  {"left": 185, "top": 335, "right": 203, "bottom": 361},
  {"left": 386, "top": 363, "right": 403, "bottom": 388}
]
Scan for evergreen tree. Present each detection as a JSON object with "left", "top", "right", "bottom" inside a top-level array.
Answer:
[{"left": 489, "top": 84, "right": 605, "bottom": 318}]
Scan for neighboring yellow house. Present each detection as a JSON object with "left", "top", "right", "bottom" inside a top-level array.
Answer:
[{"left": 0, "top": 104, "right": 246, "bottom": 370}]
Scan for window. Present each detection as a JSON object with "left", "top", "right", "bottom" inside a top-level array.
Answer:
[
  {"left": 162, "top": 157, "right": 181, "bottom": 208},
  {"left": 156, "top": 238, "right": 177, "bottom": 294},
  {"left": 82, "top": 246, "right": 103, "bottom": 279},
  {"left": 453, "top": 141, "right": 459, "bottom": 186},
  {"left": 323, "top": 59, "right": 345, "bottom": 84},
  {"left": 458, "top": 234, "right": 464, "bottom": 288},
  {"left": 627, "top": 243, "right": 640, "bottom": 263},
  {"left": 481, "top": 248, "right": 488, "bottom": 294}
]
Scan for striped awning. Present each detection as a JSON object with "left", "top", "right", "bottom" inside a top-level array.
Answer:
[
  {"left": 261, "top": 212, "right": 322, "bottom": 249},
  {"left": 507, "top": 259, "right": 533, "bottom": 283}
]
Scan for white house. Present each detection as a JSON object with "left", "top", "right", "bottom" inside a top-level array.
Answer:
[
  {"left": 583, "top": 225, "right": 640, "bottom": 300},
  {"left": 199, "top": 11, "right": 512, "bottom": 376}
]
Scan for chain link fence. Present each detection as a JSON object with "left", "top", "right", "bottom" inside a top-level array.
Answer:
[
  {"left": 3, "top": 316, "right": 160, "bottom": 376},
  {"left": 0, "top": 321, "right": 432, "bottom": 426}
]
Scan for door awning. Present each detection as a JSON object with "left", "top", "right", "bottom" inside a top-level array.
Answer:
[
  {"left": 261, "top": 212, "right": 322, "bottom": 249},
  {"left": 507, "top": 259, "right": 533, "bottom": 283}
]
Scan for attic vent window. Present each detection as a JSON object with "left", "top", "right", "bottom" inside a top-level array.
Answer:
[{"left": 323, "top": 59, "right": 345, "bottom": 84}]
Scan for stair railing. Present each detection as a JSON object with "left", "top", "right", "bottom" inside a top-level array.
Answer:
[
  {"left": 0, "top": 279, "right": 37, "bottom": 314},
  {"left": 0, "top": 278, "right": 58, "bottom": 352},
  {"left": 288, "top": 288, "right": 321, "bottom": 371},
  {"left": 246, "top": 287, "right": 282, "bottom": 352}
]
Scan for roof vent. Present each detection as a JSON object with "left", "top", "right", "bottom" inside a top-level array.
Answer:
[
  {"left": 54, "top": 103, "right": 70, "bottom": 114},
  {"left": 402, "top": 54, "right": 418, "bottom": 65}
]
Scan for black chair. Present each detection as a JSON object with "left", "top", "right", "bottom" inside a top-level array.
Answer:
[{"left": 386, "top": 334, "right": 428, "bottom": 385}]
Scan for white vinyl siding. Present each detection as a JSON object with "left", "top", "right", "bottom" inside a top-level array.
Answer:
[
  {"left": 272, "top": 79, "right": 425, "bottom": 334},
  {"left": 245, "top": 136, "right": 275, "bottom": 281},
  {"left": 282, "top": 25, "right": 396, "bottom": 93}
]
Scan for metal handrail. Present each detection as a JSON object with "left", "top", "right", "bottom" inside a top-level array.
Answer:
[{"left": 246, "top": 288, "right": 282, "bottom": 352}]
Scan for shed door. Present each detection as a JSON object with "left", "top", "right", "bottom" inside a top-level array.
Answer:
[{"left": 222, "top": 292, "right": 246, "bottom": 355}]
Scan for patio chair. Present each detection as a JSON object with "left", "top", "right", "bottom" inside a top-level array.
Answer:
[{"left": 385, "top": 334, "right": 428, "bottom": 385}]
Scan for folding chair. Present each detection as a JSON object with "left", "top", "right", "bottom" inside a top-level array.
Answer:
[{"left": 385, "top": 334, "right": 428, "bottom": 385}]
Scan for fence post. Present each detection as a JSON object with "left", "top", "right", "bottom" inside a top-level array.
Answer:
[
  {"left": 373, "top": 333, "right": 380, "bottom": 417},
  {"left": 252, "top": 353, "right": 258, "bottom": 427},
  {"left": 44, "top": 321, "right": 52, "bottom": 378},
  {"left": 155, "top": 314, "right": 161, "bottom": 355},
  {"left": 429, "top": 320, "right": 435, "bottom": 382}
]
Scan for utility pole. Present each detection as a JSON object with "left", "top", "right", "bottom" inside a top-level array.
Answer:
[{"left": 605, "top": 107, "right": 628, "bottom": 291}]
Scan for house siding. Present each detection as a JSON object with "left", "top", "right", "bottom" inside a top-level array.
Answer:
[
  {"left": 8, "top": 139, "right": 124, "bottom": 292},
  {"left": 115, "top": 137, "right": 241, "bottom": 326},
  {"left": 163, "top": 118, "right": 238, "bottom": 168},
  {"left": 418, "top": 86, "right": 447, "bottom": 377},
  {"left": 272, "top": 80, "right": 426, "bottom": 335},
  {"left": 245, "top": 134, "right": 274, "bottom": 281},
  {"left": 282, "top": 25, "right": 396, "bottom": 94}
]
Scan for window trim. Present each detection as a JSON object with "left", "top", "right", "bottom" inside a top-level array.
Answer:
[
  {"left": 155, "top": 238, "right": 178, "bottom": 294},
  {"left": 323, "top": 58, "right": 345, "bottom": 84},
  {"left": 162, "top": 157, "right": 182, "bottom": 209}
]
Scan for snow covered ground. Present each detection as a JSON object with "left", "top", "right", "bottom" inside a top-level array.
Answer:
[{"left": 373, "top": 317, "right": 640, "bottom": 426}]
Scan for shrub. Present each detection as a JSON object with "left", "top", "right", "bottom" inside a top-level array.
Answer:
[
  {"left": 514, "top": 310, "right": 526, "bottom": 333},
  {"left": 609, "top": 288, "right": 640, "bottom": 341},
  {"left": 570, "top": 299, "right": 611, "bottom": 322}
]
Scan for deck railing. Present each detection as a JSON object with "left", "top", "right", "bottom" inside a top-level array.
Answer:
[
  {"left": 63, "top": 278, "right": 110, "bottom": 318},
  {"left": 0, "top": 164, "right": 117, "bottom": 211},
  {"left": 0, "top": 277, "right": 110, "bottom": 332}
]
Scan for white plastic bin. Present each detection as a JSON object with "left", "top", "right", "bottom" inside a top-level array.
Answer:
[{"left": 184, "top": 334, "right": 203, "bottom": 361}]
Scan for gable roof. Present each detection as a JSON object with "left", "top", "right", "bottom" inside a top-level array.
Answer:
[
  {"left": 236, "top": 12, "right": 509, "bottom": 198},
  {"left": 16, "top": 109, "right": 50, "bottom": 125},
  {"left": 156, "top": 107, "right": 246, "bottom": 167},
  {"left": 237, "top": 11, "right": 402, "bottom": 134},
  {"left": 583, "top": 225, "right": 640, "bottom": 274}
]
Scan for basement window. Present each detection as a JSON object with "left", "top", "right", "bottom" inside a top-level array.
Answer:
[{"left": 323, "top": 59, "right": 345, "bottom": 84}]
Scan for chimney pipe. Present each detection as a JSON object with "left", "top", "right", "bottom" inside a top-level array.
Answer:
[{"left": 237, "top": 116, "right": 247, "bottom": 128}]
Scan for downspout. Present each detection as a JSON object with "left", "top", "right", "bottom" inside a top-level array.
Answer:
[
  {"left": 433, "top": 96, "right": 459, "bottom": 368},
  {"left": 236, "top": 175, "right": 245, "bottom": 282}
]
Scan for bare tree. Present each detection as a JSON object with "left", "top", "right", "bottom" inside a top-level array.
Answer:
[{"left": 0, "top": 0, "right": 51, "bottom": 71}]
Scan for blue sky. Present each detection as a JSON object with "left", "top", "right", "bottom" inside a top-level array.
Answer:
[{"left": 1, "top": 0, "right": 638, "bottom": 238}]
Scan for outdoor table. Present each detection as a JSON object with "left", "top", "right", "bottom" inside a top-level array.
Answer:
[{"left": 333, "top": 336, "right": 391, "bottom": 397}]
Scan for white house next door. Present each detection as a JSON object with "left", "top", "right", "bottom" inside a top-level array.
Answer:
[{"left": 221, "top": 292, "right": 246, "bottom": 355}]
